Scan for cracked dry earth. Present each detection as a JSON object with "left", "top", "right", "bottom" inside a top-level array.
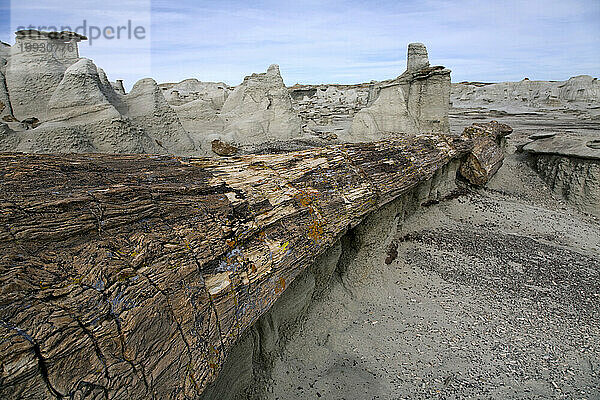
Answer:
[{"left": 264, "top": 149, "right": 600, "bottom": 399}]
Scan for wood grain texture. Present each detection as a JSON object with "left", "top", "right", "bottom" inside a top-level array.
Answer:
[
  {"left": 0, "top": 129, "right": 500, "bottom": 399},
  {"left": 459, "top": 121, "right": 512, "bottom": 185}
]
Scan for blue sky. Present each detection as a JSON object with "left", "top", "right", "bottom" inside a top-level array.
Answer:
[{"left": 1, "top": 0, "right": 599, "bottom": 88}]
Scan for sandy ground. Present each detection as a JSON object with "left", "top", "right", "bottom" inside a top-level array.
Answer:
[{"left": 263, "top": 126, "right": 600, "bottom": 399}]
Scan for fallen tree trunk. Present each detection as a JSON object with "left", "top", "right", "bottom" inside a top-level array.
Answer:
[
  {"left": 459, "top": 121, "right": 512, "bottom": 185},
  {"left": 0, "top": 127, "right": 502, "bottom": 399}
]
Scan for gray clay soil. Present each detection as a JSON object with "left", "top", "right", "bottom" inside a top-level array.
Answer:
[{"left": 264, "top": 116, "right": 600, "bottom": 400}]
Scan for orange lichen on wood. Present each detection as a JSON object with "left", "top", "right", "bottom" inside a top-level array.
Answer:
[{"left": 0, "top": 126, "right": 507, "bottom": 398}]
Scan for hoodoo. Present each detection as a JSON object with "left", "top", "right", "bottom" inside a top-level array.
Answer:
[
  {"left": 6, "top": 30, "right": 86, "bottom": 121},
  {"left": 220, "top": 64, "right": 304, "bottom": 146},
  {"left": 407, "top": 42, "right": 430, "bottom": 71},
  {"left": 350, "top": 43, "right": 451, "bottom": 141}
]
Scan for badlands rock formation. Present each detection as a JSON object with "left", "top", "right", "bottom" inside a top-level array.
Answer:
[
  {"left": 16, "top": 58, "right": 140, "bottom": 153},
  {"left": 0, "top": 31, "right": 456, "bottom": 156},
  {"left": 160, "top": 79, "right": 231, "bottom": 151},
  {"left": 46, "top": 59, "right": 122, "bottom": 123},
  {"left": 522, "top": 134, "right": 600, "bottom": 216},
  {"left": 0, "top": 121, "right": 17, "bottom": 149},
  {"left": 0, "top": 72, "right": 11, "bottom": 118},
  {"left": 402, "top": 65, "right": 452, "bottom": 133},
  {"left": 351, "top": 83, "right": 418, "bottom": 141},
  {"left": 124, "top": 78, "right": 196, "bottom": 155},
  {"left": 0, "top": 40, "right": 9, "bottom": 70},
  {"left": 160, "top": 68, "right": 308, "bottom": 152},
  {"left": 111, "top": 79, "right": 126, "bottom": 95},
  {"left": 6, "top": 30, "right": 85, "bottom": 121},
  {"left": 15, "top": 58, "right": 161, "bottom": 154},
  {"left": 406, "top": 42, "right": 430, "bottom": 71},
  {"left": 0, "top": 31, "right": 198, "bottom": 155},
  {"left": 161, "top": 79, "right": 231, "bottom": 109},
  {"left": 450, "top": 72, "right": 599, "bottom": 217},
  {"left": 289, "top": 83, "right": 370, "bottom": 140},
  {"left": 220, "top": 64, "right": 303, "bottom": 145},
  {"left": 0, "top": 42, "right": 11, "bottom": 118},
  {"left": 171, "top": 99, "right": 226, "bottom": 149},
  {"left": 290, "top": 43, "right": 451, "bottom": 143},
  {"left": 452, "top": 75, "right": 600, "bottom": 111}
]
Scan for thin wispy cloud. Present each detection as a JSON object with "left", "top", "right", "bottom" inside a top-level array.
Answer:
[{"left": 1, "top": 0, "right": 598, "bottom": 88}]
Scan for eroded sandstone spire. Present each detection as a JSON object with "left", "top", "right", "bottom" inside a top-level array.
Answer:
[
  {"left": 6, "top": 30, "right": 86, "bottom": 121},
  {"left": 407, "top": 42, "right": 429, "bottom": 71},
  {"left": 349, "top": 42, "right": 449, "bottom": 141},
  {"left": 220, "top": 64, "right": 303, "bottom": 145}
]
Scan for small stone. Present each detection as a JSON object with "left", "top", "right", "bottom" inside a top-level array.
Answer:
[{"left": 212, "top": 139, "right": 238, "bottom": 156}]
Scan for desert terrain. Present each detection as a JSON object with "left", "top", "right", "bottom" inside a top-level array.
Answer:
[
  {"left": 0, "top": 27, "right": 598, "bottom": 400},
  {"left": 263, "top": 124, "right": 600, "bottom": 400}
]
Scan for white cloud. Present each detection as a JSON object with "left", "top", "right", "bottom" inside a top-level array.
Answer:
[{"left": 5, "top": 0, "right": 599, "bottom": 87}]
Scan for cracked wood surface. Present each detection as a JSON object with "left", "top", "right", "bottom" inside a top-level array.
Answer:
[
  {"left": 0, "top": 132, "right": 480, "bottom": 399},
  {"left": 459, "top": 121, "right": 513, "bottom": 185}
]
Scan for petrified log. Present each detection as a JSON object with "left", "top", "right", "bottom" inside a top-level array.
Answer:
[
  {"left": 459, "top": 121, "right": 512, "bottom": 185},
  {"left": 211, "top": 139, "right": 238, "bottom": 157},
  {"left": 0, "top": 130, "right": 499, "bottom": 399},
  {"left": 461, "top": 121, "right": 513, "bottom": 140}
]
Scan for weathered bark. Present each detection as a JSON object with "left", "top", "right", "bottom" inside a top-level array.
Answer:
[
  {"left": 0, "top": 129, "right": 501, "bottom": 399},
  {"left": 461, "top": 121, "right": 513, "bottom": 140},
  {"left": 459, "top": 136, "right": 504, "bottom": 185},
  {"left": 459, "top": 121, "right": 512, "bottom": 185},
  {"left": 211, "top": 139, "right": 238, "bottom": 157}
]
